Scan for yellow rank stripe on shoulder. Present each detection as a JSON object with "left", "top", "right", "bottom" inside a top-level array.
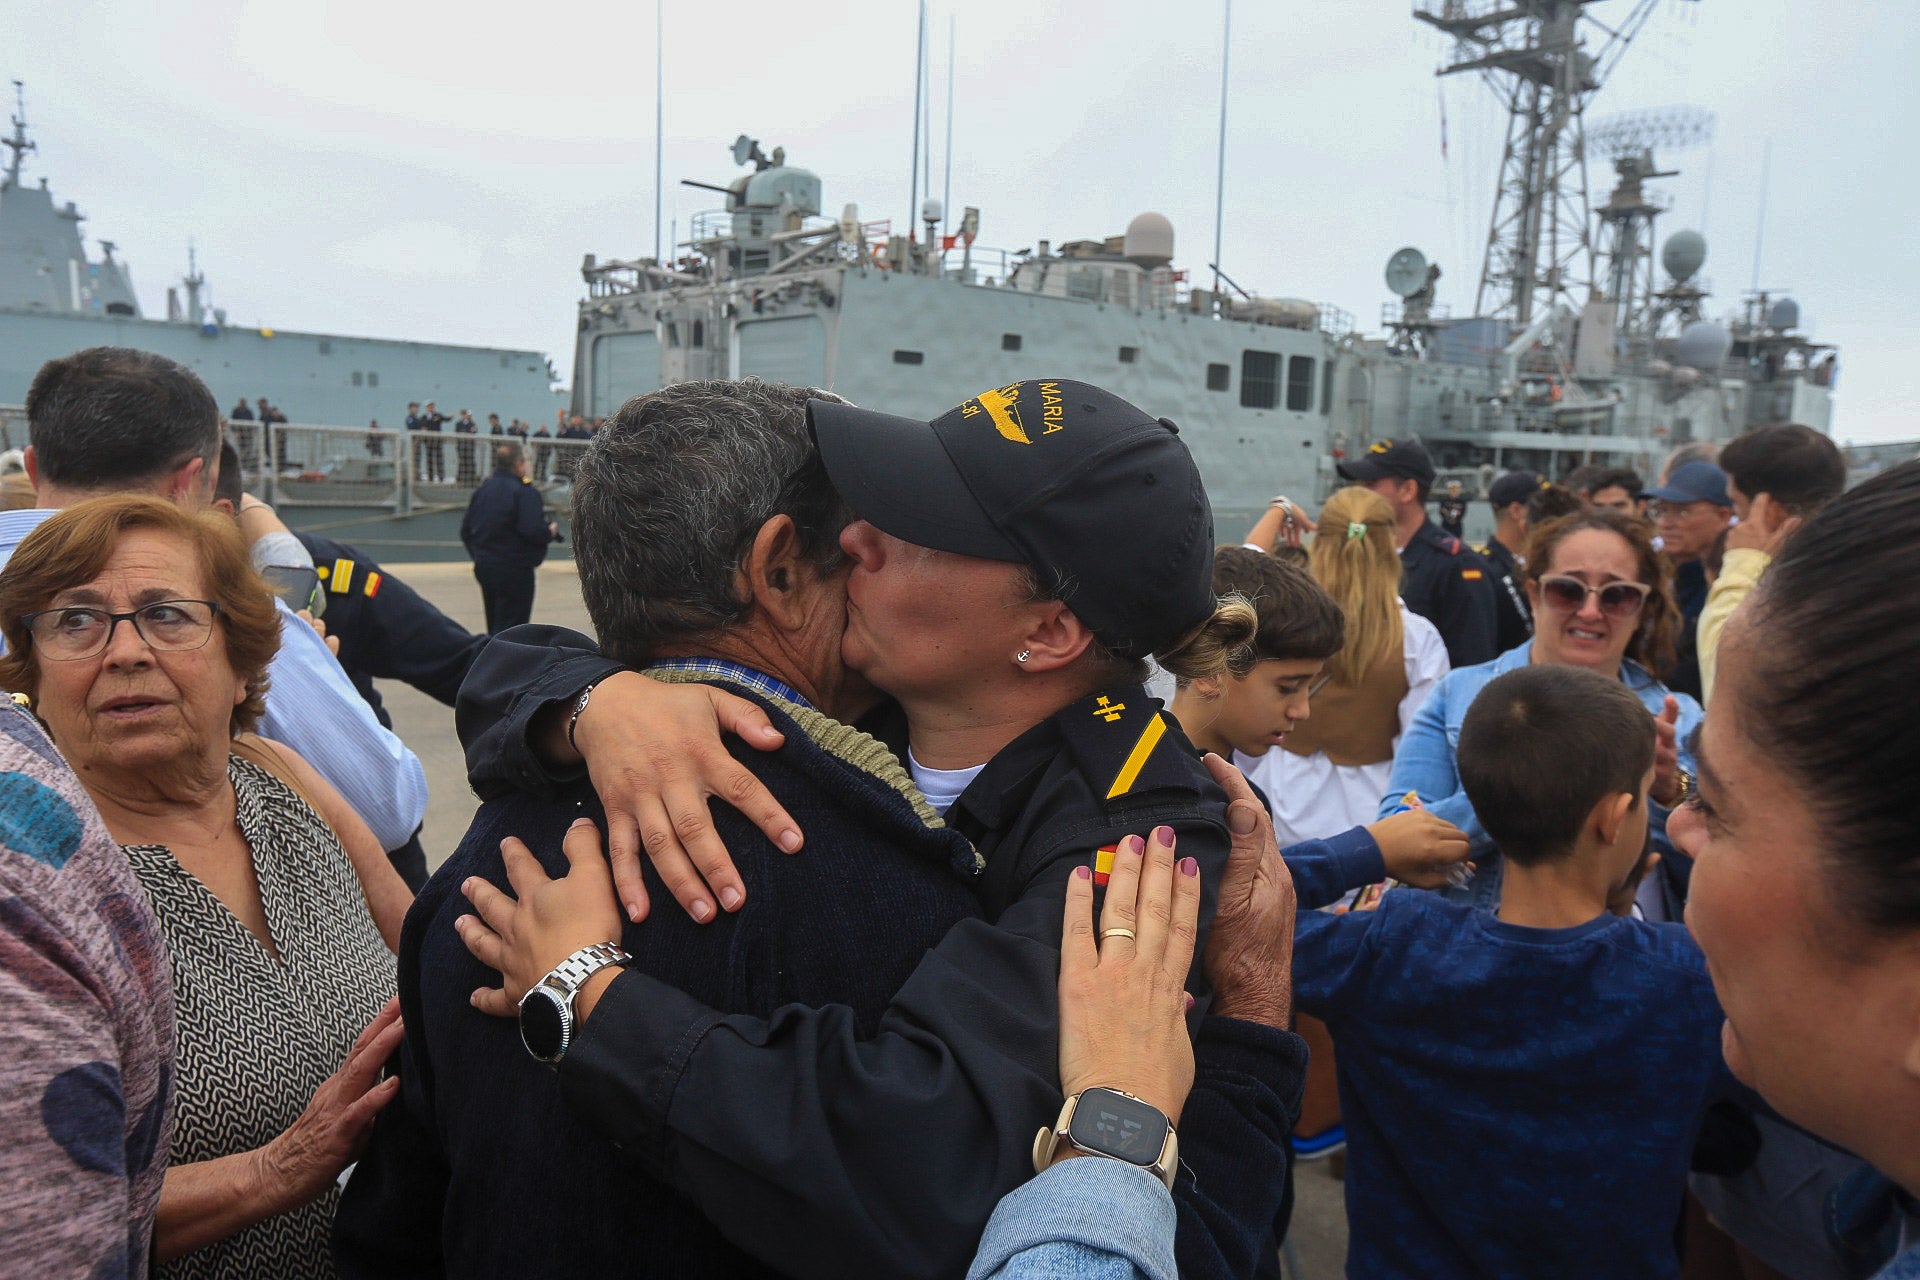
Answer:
[
  {"left": 332, "top": 558, "right": 354, "bottom": 592},
  {"left": 1105, "top": 714, "right": 1167, "bottom": 800}
]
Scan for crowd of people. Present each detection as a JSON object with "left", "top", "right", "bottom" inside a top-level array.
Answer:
[{"left": 1, "top": 345, "right": 1915, "bottom": 1280}]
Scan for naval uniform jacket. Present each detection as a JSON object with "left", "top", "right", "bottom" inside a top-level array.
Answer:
[
  {"left": 451, "top": 626, "right": 1308, "bottom": 1280},
  {"left": 1479, "top": 534, "right": 1534, "bottom": 657},
  {"left": 1400, "top": 517, "right": 1499, "bottom": 668}
]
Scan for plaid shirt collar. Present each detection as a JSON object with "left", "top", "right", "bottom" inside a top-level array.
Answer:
[{"left": 642, "top": 657, "right": 813, "bottom": 710}]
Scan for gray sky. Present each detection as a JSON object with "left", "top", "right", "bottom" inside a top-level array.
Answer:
[{"left": 12, "top": 0, "right": 1915, "bottom": 441}]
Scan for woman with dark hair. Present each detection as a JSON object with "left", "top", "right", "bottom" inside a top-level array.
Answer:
[
  {"left": 0, "top": 496, "right": 404, "bottom": 1280},
  {"left": 1678, "top": 460, "right": 1920, "bottom": 1279},
  {"left": 1381, "top": 508, "right": 1701, "bottom": 910}
]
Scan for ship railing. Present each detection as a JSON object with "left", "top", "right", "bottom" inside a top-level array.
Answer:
[{"left": 0, "top": 404, "right": 27, "bottom": 454}]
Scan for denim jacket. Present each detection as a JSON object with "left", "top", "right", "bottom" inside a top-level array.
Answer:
[{"left": 1378, "top": 641, "right": 1704, "bottom": 858}]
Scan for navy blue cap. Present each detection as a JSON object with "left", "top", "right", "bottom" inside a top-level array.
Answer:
[
  {"left": 1337, "top": 437, "right": 1436, "bottom": 486},
  {"left": 807, "top": 380, "right": 1216, "bottom": 658},
  {"left": 1487, "top": 470, "right": 1544, "bottom": 507},
  {"left": 1644, "top": 461, "right": 1732, "bottom": 507}
]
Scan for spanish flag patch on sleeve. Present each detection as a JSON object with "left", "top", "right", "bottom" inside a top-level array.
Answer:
[
  {"left": 1092, "top": 843, "right": 1119, "bottom": 886},
  {"left": 1461, "top": 568, "right": 1484, "bottom": 581}
]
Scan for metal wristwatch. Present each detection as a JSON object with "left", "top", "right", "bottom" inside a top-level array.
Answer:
[
  {"left": 517, "top": 941, "right": 632, "bottom": 1064},
  {"left": 1031, "top": 1087, "right": 1179, "bottom": 1190}
]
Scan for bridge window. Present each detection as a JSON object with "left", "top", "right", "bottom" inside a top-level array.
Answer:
[
  {"left": 367, "top": 372, "right": 379, "bottom": 387},
  {"left": 318, "top": 340, "right": 333, "bottom": 355},
  {"left": 1118, "top": 346, "right": 1139, "bottom": 364},
  {"left": 1321, "top": 363, "right": 1334, "bottom": 415},
  {"left": 893, "top": 349, "right": 925, "bottom": 365},
  {"left": 692, "top": 320, "right": 706, "bottom": 348},
  {"left": 352, "top": 371, "right": 364, "bottom": 387},
  {"left": 1240, "top": 351, "right": 1280, "bottom": 409},
  {"left": 1206, "top": 363, "right": 1230, "bottom": 392},
  {"left": 1287, "top": 356, "right": 1315, "bottom": 412},
  {"left": 1002, "top": 333, "right": 1022, "bottom": 351}
]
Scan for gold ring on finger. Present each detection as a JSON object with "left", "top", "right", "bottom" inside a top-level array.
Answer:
[{"left": 1099, "top": 928, "right": 1136, "bottom": 944}]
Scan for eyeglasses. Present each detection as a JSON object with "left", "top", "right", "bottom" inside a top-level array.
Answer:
[
  {"left": 1307, "top": 674, "right": 1335, "bottom": 699},
  {"left": 1537, "top": 576, "right": 1650, "bottom": 620},
  {"left": 20, "top": 600, "right": 221, "bottom": 662}
]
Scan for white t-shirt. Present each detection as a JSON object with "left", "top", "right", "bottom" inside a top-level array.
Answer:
[
  {"left": 908, "top": 750, "right": 988, "bottom": 817},
  {"left": 1238, "top": 603, "right": 1450, "bottom": 847}
]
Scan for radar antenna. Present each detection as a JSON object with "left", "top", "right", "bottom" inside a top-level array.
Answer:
[
  {"left": 1587, "top": 106, "right": 1714, "bottom": 347},
  {"left": 4, "top": 81, "right": 36, "bottom": 190},
  {"left": 1415, "top": 1, "right": 1690, "bottom": 326}
]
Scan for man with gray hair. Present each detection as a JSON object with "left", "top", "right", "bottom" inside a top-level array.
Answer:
[
  {"left": 2, "top": 346, "right": 429, "bottom": 855},
  {"left": 338, "top": 379, "right": 992, "bottom": 1276}
]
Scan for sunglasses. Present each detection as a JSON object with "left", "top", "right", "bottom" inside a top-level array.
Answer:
[{"left": 1537, "top": 575, "right": 1651, "bottom": 619}]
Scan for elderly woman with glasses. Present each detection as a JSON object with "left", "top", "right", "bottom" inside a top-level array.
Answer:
[
  {"left": 0, "top": 495, "right": 405, "bottom": 1280},
  {"left": 1378, "top": 508, "right": 1701, "bottom": 914}
]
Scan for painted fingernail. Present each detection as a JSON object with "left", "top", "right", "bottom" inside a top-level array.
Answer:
[
  {"left": 1185, "top": 993, "right": 1196, "bottom": 1011},
  {"left": 1124, "top": 834, "right": 1146, "bottom": 856},
  {"left": 1180, "top": 857, "right": 1199, "bottom": 877},
  {"left": 1154, "top": 826, "right": 1175, "bottom": 846},
  {"left": 720, "top": 886, "right": 743, "bottom": 911},
  {"left": 690, "top": 899, "right": 714, "bottom": 922},
  {"left": 1074, "top": 864, "right": 1092, "bottom": 880},
  {"left": 779, "top": 829, "right": 802, "bottom": 852}
]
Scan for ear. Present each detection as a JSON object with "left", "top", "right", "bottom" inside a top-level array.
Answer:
[
  {"left": 1014, "top": 599, "right": 1096, "bottom": 673},
  {"left": 22, "top": 446, "right": 40, "bottom": 493},
  {"left": 167, "top": 455, "right": 209, "bottom": 505},
  {"left": 737, "top": 514, "right": 812, "bottom": 630},
  {"left": 1592, "top": 791, "right": 1637, "bottom": 848},
  {"left": 1187, "top": 673, "right": 1225, "bottom": 702}
]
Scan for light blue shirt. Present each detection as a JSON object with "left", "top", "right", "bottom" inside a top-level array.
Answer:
[
  {"left": 966, "top": 1157, "right": 1177, "bottom": 1280},
  {"left": 0, "top": 506, "right": 428, "bottom": 850},
  {"left": 1379, "top": 640, "right": 1704, "bottom": 854}
]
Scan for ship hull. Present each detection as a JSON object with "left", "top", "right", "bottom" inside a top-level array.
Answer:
[{"left": 0, "top": 309, "right": 563, "bottom": 428}]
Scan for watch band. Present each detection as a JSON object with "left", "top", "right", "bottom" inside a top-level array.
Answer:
[{"left": 542, "top": 941, "right": 631, "bottom": 995}]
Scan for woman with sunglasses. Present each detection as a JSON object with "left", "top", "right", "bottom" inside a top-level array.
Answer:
[{"left": 1380, "top": 508, "right": 1699, "bottom": 912}]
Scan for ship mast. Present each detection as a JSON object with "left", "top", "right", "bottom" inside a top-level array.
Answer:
[
  {"left": 4, "top": 81, "right": 36, "bottom": 190},
  {"left": 1415, "top": 0, "right": 1681, "bottom": 326}
]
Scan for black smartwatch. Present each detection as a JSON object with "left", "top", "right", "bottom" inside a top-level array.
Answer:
[
  {"left": 1031, "top": 1087, "right": 1179, "bottom": 1189},
  {"left": 518, "top": 942, "right": 632, "bottom": 1063}
]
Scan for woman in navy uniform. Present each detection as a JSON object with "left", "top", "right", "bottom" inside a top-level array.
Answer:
[{"left": 444, "top": 380, "right": 1311, "bottom": 1279}]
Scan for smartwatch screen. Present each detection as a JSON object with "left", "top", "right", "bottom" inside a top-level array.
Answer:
[{"left": 1068, "top": 1088, "right": 1168, "bottom": 1163}]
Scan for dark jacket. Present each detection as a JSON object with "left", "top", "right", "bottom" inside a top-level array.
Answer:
[
  {"left": 295, "top": 533, "right": 487, "bottom": 728},
  {"left": 334, "top": 684, "right": 987, "bottom": 1279},
  {"left": 1401, "top": 518, "right": 1499, "bottom": 668},
  {"left": 1480, "top": 534, "right": 1534, "bottom": 656},
  {"left": 460, "top": 472, "right": 551, "bottom": 571},
  {"left": 452, "top": 627, "right": 1308, "bottom": 1280}
]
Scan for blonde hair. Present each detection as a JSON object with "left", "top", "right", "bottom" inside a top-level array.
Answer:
[
  {"left": 1154, "top": 594, "right": 1260, "bottom": 682},
  {"left": 1308, "top": 486, "right": 1404, "bottom": 686}
]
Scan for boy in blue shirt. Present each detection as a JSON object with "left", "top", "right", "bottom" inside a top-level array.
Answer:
[{"left": 1293, "top": 664, "right": 1731, "bottom": 1278}]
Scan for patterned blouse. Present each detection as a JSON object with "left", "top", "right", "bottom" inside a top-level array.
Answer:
[{"left": 125, "top": 757, "right": 394, "bottom": 1280}]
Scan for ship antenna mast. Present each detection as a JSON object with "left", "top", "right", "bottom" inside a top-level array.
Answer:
[
  {"left": 4, "top": 81, "right": 36, "bottom": 190},
  {"left": 1415, "top": 0, "right": 1683, "bottom": 326}
]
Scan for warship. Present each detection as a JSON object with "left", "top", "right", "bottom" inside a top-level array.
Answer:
[
  {"left": 570, "top": 0, "right": 1837, "bottom": 536},
  {"left": 0, "top": 82, "right": 561, "bottom": 433}
]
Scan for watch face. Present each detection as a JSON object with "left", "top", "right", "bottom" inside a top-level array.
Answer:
[
  {"left": 1067, "top": 1088, "right": 1169, "bottom": 1164},
  {"left": 519, "top": 986, "right": 569, "bottom": 1062}
]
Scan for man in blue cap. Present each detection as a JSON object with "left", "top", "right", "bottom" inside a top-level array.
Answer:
[
  {"left": 1646, "top": 459, "right": 1733, "bottom": 698},
  {"left": 1338, "top": 437, "right": 1498, "bottom": 667}
]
